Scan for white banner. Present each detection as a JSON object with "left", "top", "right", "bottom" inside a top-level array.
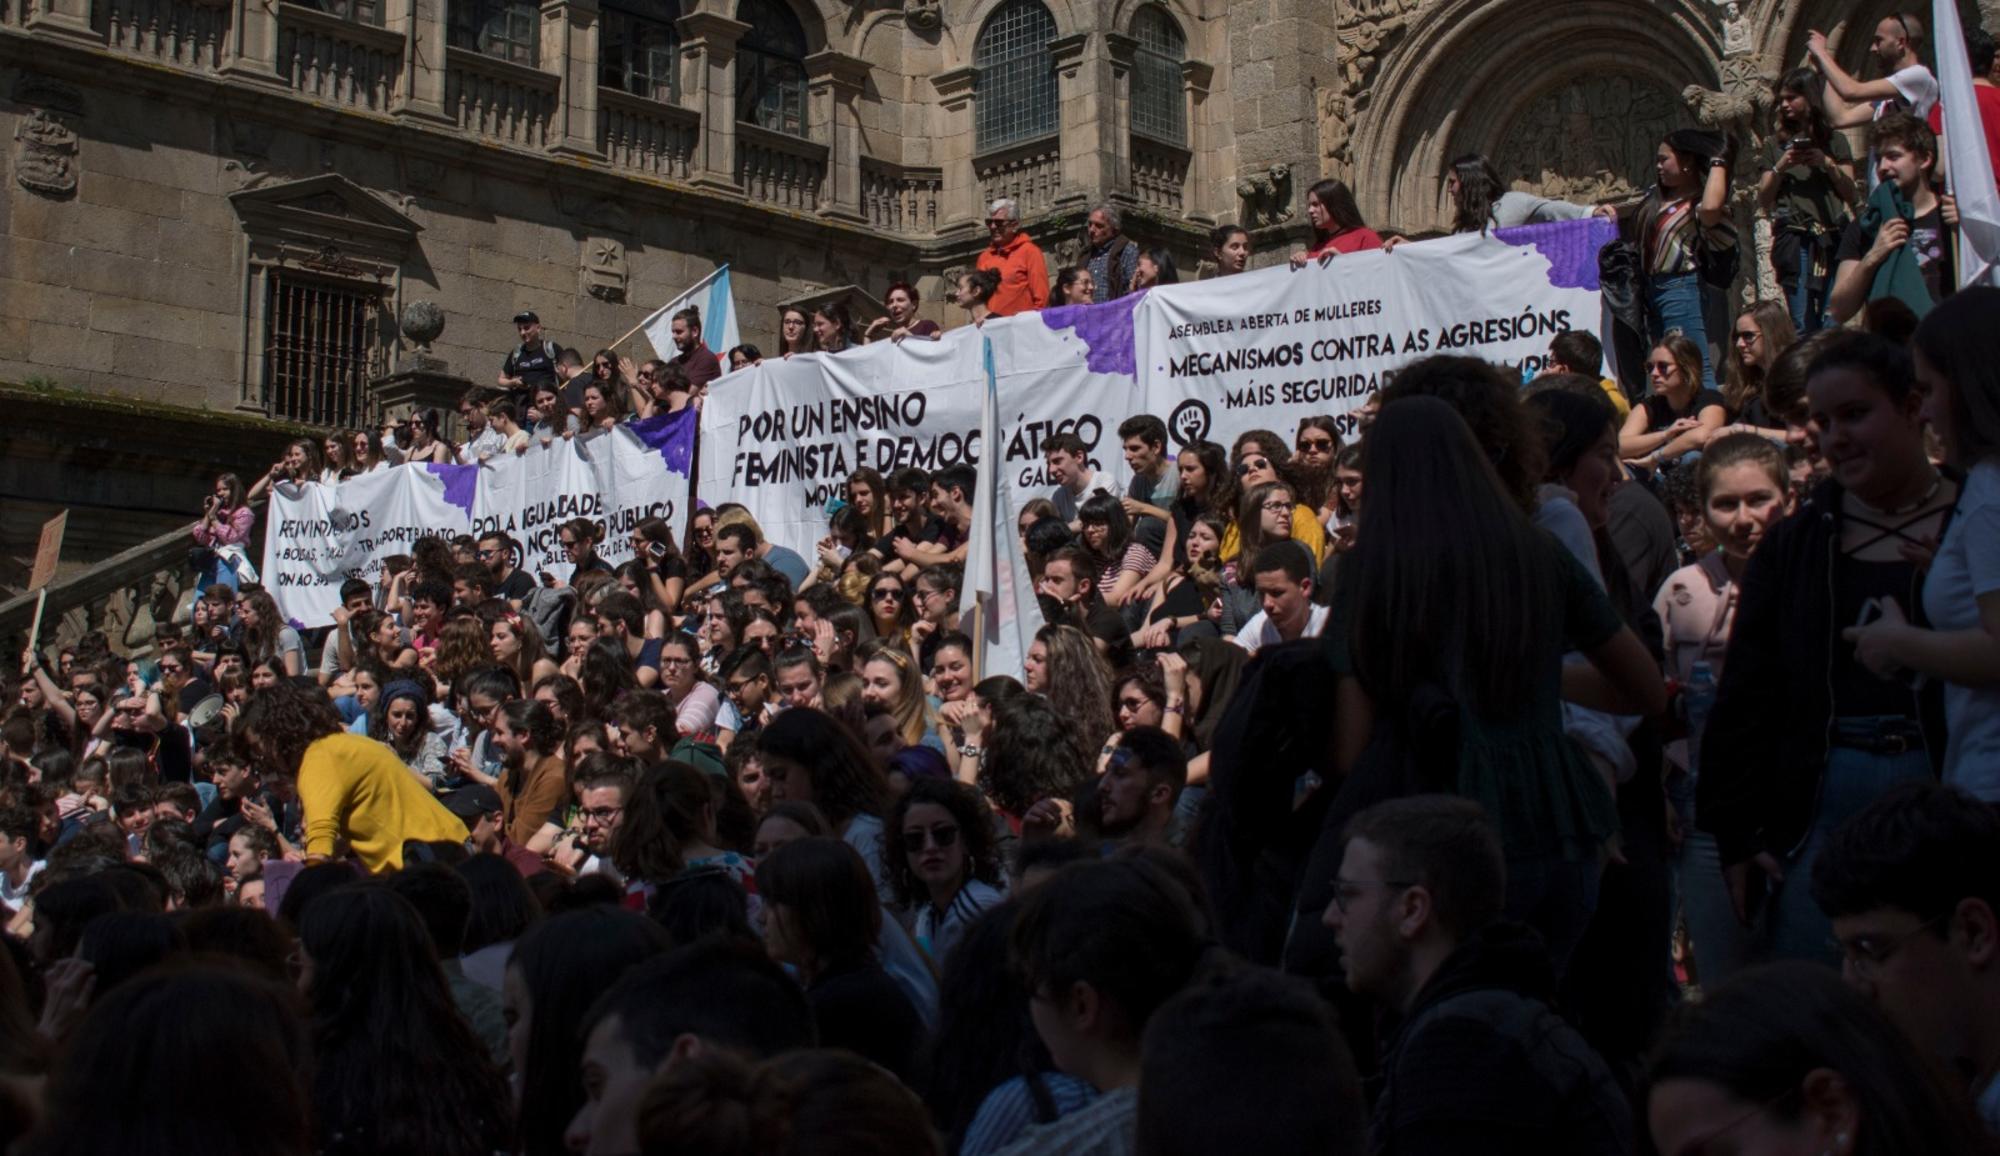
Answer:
[
  {"left": 264, "top": 412, "right": 696, "bottom": 629},
  {"left": 701, "top": 318, "right": 1137, "bottom": 559},
  {"left": 1139, "top": 219, "right": 1617, "bottom": 449}
]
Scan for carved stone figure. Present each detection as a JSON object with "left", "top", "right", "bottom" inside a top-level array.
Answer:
[
  {"left": 1494, "top": 76, "right": 1682, "bottom": 202},
  {"left": 584, "top": 238, "right": 629, "bottom": 303},
  {"left": 1235, "top": 162, "right": 1294, "bottom": 228},
  {"left": 1321, "top": 0, "right": 1427, "bottom": 178},
  {"left": 1716, "top": 0, "right": 1753, "bottom": 57},
  {"left": 904, "top": 0, "right": 940, "bottom": 31},
  {"left": 14, "top": 108, "right": 78, "bottom": 198}
]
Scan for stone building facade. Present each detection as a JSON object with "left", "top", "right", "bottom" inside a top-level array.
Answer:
[{"left": 0, "top": 0, "right": 1989, "bottom": 580}]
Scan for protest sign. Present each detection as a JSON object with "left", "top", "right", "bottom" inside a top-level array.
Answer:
[
  {"left": 702, "top": 313, "right": 1138, "bottom": 560},
  {"left": 264, "top": 411, "right": 695, "bottom": 628},
  {"left": 1137, "top": 219, "right": 1618, "bottom": 448}
]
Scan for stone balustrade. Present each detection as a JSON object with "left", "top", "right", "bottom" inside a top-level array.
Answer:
[
  {"left": 860, "top": 159, "right": 943, "bottom": 236},
  {"left": 98, "top": 0, "right": 229, "bottom": 72},
  {"left": 599, "top": 88, "right": 699, "bottom": 180},
  {"left": 444, "top": 46, "right": 559, "bottom": 148},
  {"left": 736, "top": 122, "right": 827, "bottom": 214},
  {"left": 278, "top": 3, "right": 403, "bottom": 112},
  {"left": 976, "top": 138, "right": 1063, "bottom": 220}
]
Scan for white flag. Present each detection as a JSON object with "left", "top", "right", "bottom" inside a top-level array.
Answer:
[
  {"left": 960, "top": 338, "right": 1044, "bottom": 682},
  {"left": 641, "top": 265, "right": 743, "bottom": 365},
  {"left": 1934, "top": 0, "right": 2000, "bottom": 286}
]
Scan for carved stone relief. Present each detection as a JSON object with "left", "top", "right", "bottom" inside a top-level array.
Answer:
[
  {"left": 13, "top": 75, "right": 82, "bottom": 199},
  {"left": 583, "top": 238, "right": 629, "bottom": 303},
  {"left": 1493, "top": 76, "right": 1683, "bottom": 202},
  {"left": 1235, "top": 163, "right": 1295, "bottom": 228},
  {"left": 904, "top": 0, "right": 940, "bottom": 31},
  {"left": 1320, "top": 0, "right": 1430, "bottom": 180},
  {"left": 15, "top": 109, "right": 78, "bottom": 198}
]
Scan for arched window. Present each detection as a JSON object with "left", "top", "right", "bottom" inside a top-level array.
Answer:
[
  {"left": 737, "top": 0, "right": 809, "bottom": 137},
  {"left": 1130, "top": 6, "right": 1186, "bottom": 145},
  {"left": 449, "top": 0, "right": 538, "bottom": 64},
  {"left": 602, "top": 0, "right": 680, "bottom": 102},
  {"left": 974, "top": 0, "right": 1057, "bottom": 152}
]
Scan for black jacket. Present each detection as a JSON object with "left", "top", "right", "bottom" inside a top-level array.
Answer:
[
  {"left": 1697, "top": 476, "right": 1951, "bottom": 867},
  {"left": 1371, "top": 922, "right": 1631, "bottom": 1156}
]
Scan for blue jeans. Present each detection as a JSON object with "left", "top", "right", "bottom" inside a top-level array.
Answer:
[
  {"left": 1761, "top": 725, "right": 1933, "bottom": 965},
  {"left": 1666, "top": 763, "right": 1753, "bottom": 985},
  {"left": 1647, "top": 273, "right": 1716, "bottom": 390},
  {"left": 1505, "top": 853, "right": 1602, "bottom": 981}
]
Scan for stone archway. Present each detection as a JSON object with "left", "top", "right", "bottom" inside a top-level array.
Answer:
[{"left": 1338, "top": 0, "right": 1723, "bottom": 231}]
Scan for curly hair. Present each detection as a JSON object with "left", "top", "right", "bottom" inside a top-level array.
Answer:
[
  {"left": 430, "top": 615, "right": 495, "bottom": 692},
  {"left": 232, "top": 681, "right": 342, "bottom": 777},
  {"left": 981, "top": 694, "right": 1091, "bottom": 818},
  {"left": 1035, "top": 624, "right": 1117, "bottom": 759},
  {"left": 883, "top": 778, "right": 1003, "bottom": 910},
  {"left": 1174, "top": 440, "right": 1237, "bottom": 521},
  {"left": 1380, "top": 354, "right": 1549, "bottom": 514}
]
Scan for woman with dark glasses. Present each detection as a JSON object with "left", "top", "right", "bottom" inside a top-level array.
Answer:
[{"left": 886, "top": 777, "right": 1005, "bottom": 964}]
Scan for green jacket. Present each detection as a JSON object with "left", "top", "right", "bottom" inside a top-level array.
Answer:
[{"left": 1861, "top": 180, "right": 1940, "bottom": 319}]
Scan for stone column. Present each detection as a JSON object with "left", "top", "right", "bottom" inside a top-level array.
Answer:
[
  {"left": 1182, "top": 59, "right": 1215, "bottom": 223},
  {"left": 1049, "top": 32, "right": 1100, "bottom": 207},
  {"left": 544, "top": 0, "right": 603, "bottom": 158},
  {"left": 806, "top": 49, "right": 869, "bottom": 222},
  {"left": 22, "top": 0, "right": 100, "bottom": 47},
  {"left": 931, "top": 65, "right": 979, "bottom": 231},
  {"left": 677, "top": 11, "right": 751, "bottom": 193},
  {"left": 1103, "top": 32, "right": 1135, "bottom": 207},
  {"left": 221, "top": 0, "right": 285, "bottom": 83},
  {"left": 391, "top": 0, "right": 454, "bottom": 124}
]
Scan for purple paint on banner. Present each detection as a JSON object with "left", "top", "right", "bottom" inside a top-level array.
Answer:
[
  {"left": 425, "top": 463, "right": 478, "bottom": 516},
  {"left": 628, "top": 406, "right": 700, "bottom": 475},
  {"left": 1492, "top": 217, "right": 1618, "bottom": 290},
  {"left": 1038, "top": 289, "right": 1144, "bottom": 375}
]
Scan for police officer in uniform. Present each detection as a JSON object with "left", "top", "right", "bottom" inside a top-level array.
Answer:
[{"left": 499, "top": 310, "right": 563, "bottom": 402}]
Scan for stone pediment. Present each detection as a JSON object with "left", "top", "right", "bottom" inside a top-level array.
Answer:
[{"left": 230, "top": 173, "right": 422, "bottom": 264}]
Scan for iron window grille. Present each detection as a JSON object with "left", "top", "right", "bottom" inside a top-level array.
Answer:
[
  {"left": 974, "top": 0, "right": 1058, "bottom": 153},
  {"left": 262, "top": 273, "right": 382, "bottom": 430}
]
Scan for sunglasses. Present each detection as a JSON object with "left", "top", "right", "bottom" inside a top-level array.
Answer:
[
  {"left": 902, "top": 825, "right": 960, "bottom": 853},
  {"left": 1646, "top": 361, "right": 1678, "bottom": 374},
  {"left": 1732, "top": 330, "right": 1761, "bottom": 342},
  {"left": 872, "top": 588, "right": 905, "bottom": 601},
  {"left": 1297, "top": 437, "right": 1336, "bottom": 452},
  {"left": 1234, "top": 456, "right": 1272, "bottom": 477}
]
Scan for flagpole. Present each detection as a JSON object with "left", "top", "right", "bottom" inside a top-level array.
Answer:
[
  {"left": 971, "top": 591, "right": 988, "bottom": 679},
  {"left": 606, "top": 305, "right": 670, "bottom": 351}
]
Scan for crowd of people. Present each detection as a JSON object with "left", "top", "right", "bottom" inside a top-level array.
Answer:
[{"left": 4, "top": 15, "right": 2000, "bottom": 1155}]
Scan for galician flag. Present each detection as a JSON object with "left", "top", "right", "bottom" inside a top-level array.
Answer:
[
  {"left": 959, "top": 337, "right": 1044, "bottom": 681},
  {"left": 641, "top": 265, "right": 742, "bottom": 365},
  {"left": 1934, "top": 0, "right": 2000, "bottom": 286}
]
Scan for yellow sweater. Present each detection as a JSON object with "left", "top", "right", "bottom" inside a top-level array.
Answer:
[
  {"left": 1220, "top": 503, "right": 1328, "bottom": 564},
  {"left": 298, "top": 731, "right": 469, "bottom": 873}
]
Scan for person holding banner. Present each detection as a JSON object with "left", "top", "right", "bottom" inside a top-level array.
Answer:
[
  {"left": 954, "top": 269, "right": 1000, "bottom": 327},
  {"left": 811, "top": 302, "right": 859, "bottom": 355},
  {"left": 864, "top": 282, "right": 941, "bottom": 344},
  {"left": 777, "top": 306, "right": 815, "bottom": 356},
  {"left": 1288, "top": 179, "right": 1382, "bottom": 268}
]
